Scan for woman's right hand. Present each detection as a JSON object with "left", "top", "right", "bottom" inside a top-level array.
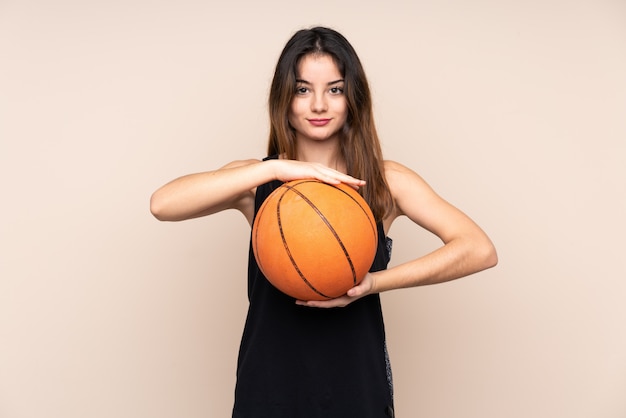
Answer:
[{"left": 271, "top": 159, "right": 365, "bottom": 189}]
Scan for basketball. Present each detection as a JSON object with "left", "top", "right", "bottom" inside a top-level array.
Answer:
[{"left": 252, "top": 179, "right": 378, "bottom": 301}]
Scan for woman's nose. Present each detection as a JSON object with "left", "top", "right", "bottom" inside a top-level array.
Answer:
[{"left": 311, "top": 93, "right": 327, "bottom": 112}]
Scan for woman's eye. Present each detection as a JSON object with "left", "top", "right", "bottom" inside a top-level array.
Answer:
[
  {"left": 296, "top": 86, "right": 309, "bottom": 94},
  {"left": 330, "top": 86, "right": 344, "bottom": 94}
]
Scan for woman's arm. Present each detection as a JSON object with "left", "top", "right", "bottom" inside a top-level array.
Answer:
[
  {"left": 298, "top": 160, "right": 497, "bottom": 308},
  {"left": 373, "top": 160, "right": 498, "bottom": 291},
  {"left": 150, "top": 159, "right": 264, "bottom": 223},
  {"left": 150, "top": 158, "right": 366, "bottom": 224}
]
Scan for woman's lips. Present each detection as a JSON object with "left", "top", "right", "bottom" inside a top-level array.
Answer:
[{"left": 308, "top": 118, "right": 331, "bottom": 127}]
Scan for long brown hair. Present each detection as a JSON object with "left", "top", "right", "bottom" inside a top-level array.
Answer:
[{"left": 267, "top": 27, "right": 393, "bottom": 222}]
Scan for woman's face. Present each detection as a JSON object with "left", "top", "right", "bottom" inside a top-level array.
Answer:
[{"left": 288, "top": 54, "right": 348, "bottom": 147}]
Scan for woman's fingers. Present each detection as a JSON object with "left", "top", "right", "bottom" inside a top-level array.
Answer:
[
  {"left": 273, "top": 160, "right": 365, "bottom": 187},
  {"left": 294, "top": 274, "right": 375, "bottom": 309}
]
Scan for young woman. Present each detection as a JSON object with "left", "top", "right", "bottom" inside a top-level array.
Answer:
[{"left": 151, "top": 26, "right": 497, "bottom": 418}]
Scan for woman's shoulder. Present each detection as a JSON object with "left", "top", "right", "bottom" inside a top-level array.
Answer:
[
  {"left": 383, "top": 158, "right": 437, "bottom": 192},
  {"left": 382, "top": 159, "right": 438, "bottom": 217},
  {"left": 383, "top": 159, "right": 423, "bottom": 184},
  {"left": 383, "top": 159, "right": 408, "bottom": 173}
]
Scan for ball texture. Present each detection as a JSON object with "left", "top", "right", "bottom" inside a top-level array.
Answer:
[{"left": 252, "top": 179, "right": 378, "bottom": 300}]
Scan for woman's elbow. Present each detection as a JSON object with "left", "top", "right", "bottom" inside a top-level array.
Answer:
[
  {"left": 150, "top": 192, "right": 171, "bottom": 221},
  {"left": 480, "top": 239, "right": 498, "bottom": 270}
]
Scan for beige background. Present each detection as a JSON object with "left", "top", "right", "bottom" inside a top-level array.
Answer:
[{"left": 1, "top": 0, "right": 625, "bottom": 417}]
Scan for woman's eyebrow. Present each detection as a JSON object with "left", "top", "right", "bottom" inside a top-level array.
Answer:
[{"left": 295, "top": 78, "right": 345, "bottom": 85}]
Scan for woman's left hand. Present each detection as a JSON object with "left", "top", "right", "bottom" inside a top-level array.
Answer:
[{"left": 295, "top": 273, "right": 376, "bottom": 308}]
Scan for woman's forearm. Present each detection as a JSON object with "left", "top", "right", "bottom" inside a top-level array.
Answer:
[
  {"left": 150, "top": 159, "right": 272, "bottom": 222},
  {"left": 373, "top": 234, "right": 498, "bottom": 293}
]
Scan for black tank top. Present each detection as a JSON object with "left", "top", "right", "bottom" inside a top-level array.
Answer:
[{"left": 233, "top": 158, "right": 395, "bottom": 418}]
